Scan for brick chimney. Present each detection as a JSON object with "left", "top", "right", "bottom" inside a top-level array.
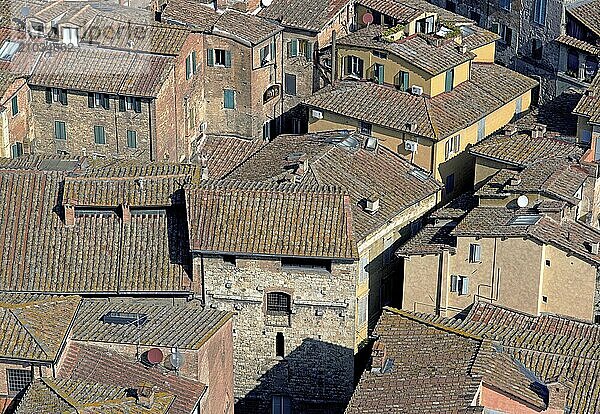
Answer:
[
  {"left": 370, "top": 340, "right": 387, "bottom": 373},
  {"left": 545, "top": 377, "right": 572, "bottom": 412},
  {"left": 64, "top": 204, "right": 75, "bottom": 226},
  {"left": 122, "top": 204, "right": 131, "bottom": 224},
  {"left": 135, "top": 385, "right": 155, "bottom": 409}
]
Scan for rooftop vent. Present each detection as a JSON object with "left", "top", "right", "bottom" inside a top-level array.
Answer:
[
  {"left": 531, "top": 124, "right": 547, "bottom": 139},
  {"left": 364, "top": 136, "right": 378, "bottom": 151},
  {"left": 363, "top": 195, "right": 380, "bottom": 214},
  {"left": 102, "top": 311, "right": 148, "bottom": 326},
  {"left": 503, "top": 124, "right": 518, "bottom": 136},
  {"left": 586, "top": 241, "right": 600, "bottom": 255},
  {"left": 338, "top": 135, "right": 360, "bottom": 150}
]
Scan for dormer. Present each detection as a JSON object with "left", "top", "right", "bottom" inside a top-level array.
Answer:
[
  {"left": 405, "top": 12, "right": 438, "bottom": 36},
  {"left": 60, "top": 24, "right": 79, "bottom": 47}
]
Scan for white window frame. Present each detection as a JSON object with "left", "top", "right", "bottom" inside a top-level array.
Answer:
[
  {"left": 0, "top": 40, "right": 20, "bottom": 61},
  {"left": 445, "top": 134, "right": 460, "bottom": 159},
  {"left": 350, "top": 56, "right": 361, "bottom": 76},
  {"left": 469, "top": 243, "right": 481, "bottom": 263},
  {"left": 214, "top": 49, "right": 227, "bottom": 66},
  {"left": 62, "top": 26, "right": 78, "bottom": 47},
  {"left": 52, "top": 88, "right": 61, "bottom": 103}
]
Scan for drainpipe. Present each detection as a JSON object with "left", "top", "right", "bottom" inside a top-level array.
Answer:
[{"left": 331, "top": 30, "right": 337, "bottom": 87}]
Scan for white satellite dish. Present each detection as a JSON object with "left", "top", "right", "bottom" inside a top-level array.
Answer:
[
  {"left": 261, "top": 0, "right": 272, "bottom": 6},
  {"left": 517, "top": 195, "right": 529, "bottom": 208}
]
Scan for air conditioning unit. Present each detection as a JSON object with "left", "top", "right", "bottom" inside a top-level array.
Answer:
[
  {"left": 411, "top": 85, "right": 423, "bottom": 96},
  {"left": 198, "top": 121, "right": 207, "bottom": 134},
  {"left": 311, "top": 109, "right": 323, "bottom": 119},
  {"left": 405, "top": 140, "right": 418, "bottom": 152}
]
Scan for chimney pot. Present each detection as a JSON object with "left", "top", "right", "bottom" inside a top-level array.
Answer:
[{"left": 64, "top": 204, "right": 75, "bottom": 226}]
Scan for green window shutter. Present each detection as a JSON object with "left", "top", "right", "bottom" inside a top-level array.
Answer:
[
  {"left": 127, "top": 130, "right": 137, "bottom": 148},
  {"left": 102, "top": 94, "right": 110, "bottom": 110},
  {"left": 186, "top": 55, "right": 191, "bottom": 80},
  {"left": 11, "top": 96, "right": 18, "bottom": 116},
  {"left": 445, "top": 69, "right": 454, "bottom": 92},
  {"left": 45, "top": 88, "right": 52, "bottom": 104},
  {"left": 11, "top": 142, "right": 22, "bottom": 158},
  {"left": 224, "top": 50, "right": 231, "bottom": 68},
  {"left": 207, "top": 49, "right": 214, "bottom": 66},
  {"left": 59, "top": 89, "right": 67, "bottom": 105},
  {"left": 290, "top": 39, "right": 298, "bottom": 57},
  {"left": 118, "top": 96, "right": 125, "bottom": 112},
  {"left": 88, "top": 92, "right": 94, "bottom": 108},
  {"left": 305, "top": 41, "right": 313, "bottom": 61},
  {"left": 377, "top": 64, "right": 384, "bottom": 84},
  {"left": 94, "top": 125, "right": 105, "bottom": 144},
  {"left": 358, "top": 58, "right": 364, "bottom": 78},
  {"left": 55, "top": 121, "right": 66, "bottom": 140},
  {"left": 192, "top": 51, "right": 197, "bottom": 74},
  {"left": 224, "top": 89, "right": 235, "bottom": 109},
  {"left": 270, "top": 40, "right": 276, "bottom": 60}
]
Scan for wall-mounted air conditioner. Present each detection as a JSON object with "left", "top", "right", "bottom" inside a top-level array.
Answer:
[
  {"left": 405, "top": 140, "right": 418, "bottom": 152},
  {"left": 411, "top": 85, "right": 423, "bottom": 96},
  {"left": 311, "top": 109, "right": 323, "bottom": 119}
]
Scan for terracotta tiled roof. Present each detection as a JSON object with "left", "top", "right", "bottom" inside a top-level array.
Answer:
[
  {"left": 573, "top": 74, "right": 600, "bottom": 124},
  {"left": 15, "top": 378, "right": 175, "bottom": 414},
  {"left": 0, "top": 154, "right": 85, "bottom": 171},
  {"left": 28, "top": 46, "right": 174, "bottom": 97},
  {"left": 470, "top": 133, "right": 583, "bottom": 167},
  {"left": 186, "top": 180, "right": 358, "bottom": 259},
  {"left": 459, "top": 24, "right": 500, "bottom": 51},
  {"left": 556, "top": 34, "right": 600, "bottom": 56},
  {"left": 305, "top": 64, "right": 537, "bottom": 141},
  {"left": 214, "top": 9, "right": 282, "bottom": 46},
  {"left": 72, "top": 298, "right": 231, "bottom": 350},
  {"left": 194, "top": 135, "right": 267, "bottom": 179},
  {"left": 225, "top": 131, "right": 442, "bottom": 240},
  {"left": 567, "top": 0, "right": 600, "bottom": 38},
  {"left": 58, "top": 343, "right": 204, "bottom": 414},
  {"left": 346, "top": 308, "right": 549, "bottom": 413},
  {"left": 356, "top": 0, "right": 421, "bottom": 23},
  {"left": 338, "top": 27, "right": 475, "bottom": 76},
  {"left": 412, "top": 302, "right": 600, "bottom": 413},
  {"left": 258, "top": 0, "right": 351, "bottom": 33},
  {"left": 160, "top": 0, "right": 220, "bottom": 32},
  {"left": 454, "top": 206, "right": 600, "bottom": 266},
  {"left": 82, "top": 15, "right": 190, "bottom": 55},
  {"left": 401, "top": 0, "right": 472, "bottom": 23},
  {"left": 0, "top": 294, "right": 80, "bottom": 362},
  {"left": 0, "top": 169, "right": 191, "bottom": 294}
]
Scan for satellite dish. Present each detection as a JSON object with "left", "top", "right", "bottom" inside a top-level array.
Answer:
[
  {"left": 261, "top": 0, "right": 272, "bottom": 7},
  {"left": 362, "top": 12, "right": 374, "bottom": 25},
  {"left": 20, "top": 6, "right": 30, "bottom": 17},
  {"left": 146, "top": 348, "right": 164, "bottom": 365},
  {"left": 169, "top": 350, "right": 184, "bottom": 370},
  {"left": 517, "top": 195, "right": 529, "bottom": 208}
]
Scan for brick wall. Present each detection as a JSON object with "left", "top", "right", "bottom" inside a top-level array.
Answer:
[
  {"left": 199, "top": 254, "right": 356, "bottom": 414},
  {"left": 0, "top": 79, "right": 32, "bottom": 157}
]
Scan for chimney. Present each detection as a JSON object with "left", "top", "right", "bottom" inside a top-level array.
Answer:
[
  {"left": 64, "top": 204, "right": 75, "bottom": 226},
  {"left": 531, "top": 123, "right": 547, "bottom": 139},
  {"left": 370, "top": 340, "right": 387, "bottom": 373},
  {"left": 122, "top": 204, "right": 131, "bottom": 224},
  {"left": 509, "top": 176, "right": 522, "bottom": 186},
  {"left": 135, "top": 385, "right": 155, "bottom": 409},
  {"left": 503, "top": 124, "right": 518, "bottom": 136},
  {"left": 364, "top": 195, "right": 380, "bottom": 214},
  {"left": 201, "top": 166, "right": 209, "bottom": 180},
  {"left": 545, "top": 377, "right": 571, "bottom": 412}
]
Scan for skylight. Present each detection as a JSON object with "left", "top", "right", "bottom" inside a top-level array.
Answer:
[
  {"left": 0, "top": 41, "right": 20, "bottom": 61},
  {"left": 508, "top": 215, "right": 541, "bottom": 226}
]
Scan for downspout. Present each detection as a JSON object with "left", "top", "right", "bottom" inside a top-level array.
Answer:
[{"left": 331, "top": 30, "right": 337, "bottom": 87}]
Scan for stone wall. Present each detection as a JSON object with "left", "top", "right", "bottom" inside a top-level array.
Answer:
[{"left": 199, "top": 254, "right": 356, "bottom": 414}]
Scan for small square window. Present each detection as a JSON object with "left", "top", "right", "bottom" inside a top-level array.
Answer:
[
  {"left": 360, "top": 121, "right": 372, "bottom": 136},
  {"left": 11, "top": 142, "right": 23, "bottom": 158},
  {"left": 545, "top": 259, "right": 551, "bottom": 266},
  {"left": 7, "top": 368, "right": 32, "bottom": 396},
  {"left": 469, "top": 243, "right": 481, "bottom": 263},
  {"left": 215, "top": 49, "right": 226, "bottom": 66}
]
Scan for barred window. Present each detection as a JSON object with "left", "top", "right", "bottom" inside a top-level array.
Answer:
[
  {"left": 7, "top": 368, "right": 32, "bottom": 395},
  {"left": 267, "top": 292, "right": 291, "bottom": 315}
]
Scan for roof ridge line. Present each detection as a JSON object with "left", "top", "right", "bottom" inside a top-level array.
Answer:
[
  {"left": 383, "top": 306, "right": 482, "bottom": 340},
  {"left": 40, "top": 378, "right": 81, "bottom": 409},
  {"left": 9, "top": 308, "right": 50, "bottom": 358}
]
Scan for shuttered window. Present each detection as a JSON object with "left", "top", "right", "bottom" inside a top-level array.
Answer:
[
  {"left": 11, "top": 95, "right": 17, "bottom": 116},
  {"left": 54, "top": 120, "right": 66, "bottom": 140},
  {"left": 469, "top": 244, "right": 481, "bottom": 263},
  {"left": 445, "top": 68, "right": 454, "bottom": 92},
  {"left": 451, "top": 275, "right": 469, "bottom": 295},
  {"left": 11, "top": 142, "right": 23, "bottom": 158},
  {"left": 357, "top": 294, "right": 368, "bottom": 327},
  {"left": 223, "top": 89, "right": 235, "bottom": 109},
  {"left": 533, "top": 0, "right": 547, "bottom": 25},
  {"left": 284, "top": 73, "right": 296, "bottom": 95},
  {"left": 127, "top": 130, "right": 137, "bottom": 148},
  {"left": 94, "top": 125, "right": 106, "bottom": 145}
]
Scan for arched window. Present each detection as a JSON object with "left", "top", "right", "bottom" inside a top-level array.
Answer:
[{"left": 266, "top": 292, "right": 291, "bottom": 315}]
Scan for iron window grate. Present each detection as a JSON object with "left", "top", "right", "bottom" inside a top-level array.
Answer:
[{"left": 7, "top": 368, "right": 32, "bottom": 395}]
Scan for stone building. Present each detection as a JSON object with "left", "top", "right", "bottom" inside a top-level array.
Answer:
[
  {"left": 398, "top": 131, "right": 600, "bottom": 321},
  {"left": 347, "top": 303, "right": 598, "bottom": 413},
  {"left": 304, "top": 7, "right": 537, "bottom": 199}
]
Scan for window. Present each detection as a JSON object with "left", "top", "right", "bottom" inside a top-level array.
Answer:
[
  {"left": 450, "top": 275, "right": 469, "bottom": 295},
  {"left": 223, "top": 255, "right": 236, "bottom": 266},
  {"left": 373, "top": 63, "right": 384, "bottom": 84},
  {"left": 54, "top": 120, "right": 66, "bottom": 140},
  {"left": 30, "top": 22, "right": 44, "bottom": 35},
  {"left": 531, "top": 39, "right": 543, "bottom": 60},
  {"left": 416, "top": 15, "right": 435, "bottom": 33},
  {"left": 62, "top": 27, "right": 78, "bottom": 46},
  {"left": 94, "top": 125, "right": 106, "bottom": 145},
  {"left": 360, "top": 121, "right": 372, "bottom": 136},
  {"left": 445, "top": 135, "right": 460, "bottom": 159},
  {"left": 446, "top": 0, "right": 456, "bottom": 12},
  {"left": 542, "top": 295, "right": 548, "bottom": 303},
  {"left": 515, "top": 96, "right": 523, "bottom": 116},
  {"left": 469, "top": 244, "right": 481, "bottom": 263},
  {"left": 287, "top": 39, "right": 312, "bottom": 61},
  {"left": 284, "top": 73, "right": 297, "bottom": 95},
  {"left": 260, "top": 42, "right": 275, "bottom": 65},
  {"left": 373, "top": 50, "right": 387, "bottom": 59},
  {"left": 358, "top": 256, "right": 369, "bottom": 283},
  {"left": 186, "top": 51, "right": 197, "bottom": 79},
  {"left": 567, "top": 48, "right": 579, "bottom": 77},
  {"left": 276, "top": 332, "right": 285, "bottom": 357},
  {"left": 263, "top": 121, "right": 271, "bottom": 140},
  {"left": 493, "top": 23, "right": 513, "bottom": 46},
  {"left": 7, "top": 368, "right": 32, "bottom": 395},
  {"left": 533, "top": 0, "right": 547, "bottom": 25},
  {"left": 272, "top": 396, "right": 291, "bottom": 414},
  {"left": 357, "top": 294, "right": 368, "bottom": 327},
  {"left": 207, "top": 48, "right": 231, "bottom": 67},
  {"left": 47, "top": 88, "right": 67, "bottom": 105},
  {"left": 546, "top": 259, "right": 551, "bottom": 267},
  {"left": 585, "top": 56, "right": 598, "bottom": 82},
  {"left": 0, "top": 40, "right": 19, "bottom": 60},
  {"left": 11, "top": 95, "right": 18, "bottom": 116},
  {"left": 395, "top": 70, "right": 409, "bottom": 91},
  {"left": 281, "top": 257, "right": 331, "bottom": 272},
  {"left": 266, "top": 292, "right": 291, "bottom": 315},
  {"left": 345, "top": 55, "right": 364, "bottom": 78},
  {"left": 88, "top": 93, "right": 109, "bottom": 110},
  {"left": 223, "top": 89, "right": 235, "bottom": 109},
  {"left": 11, "top": 142, "right": 23, "bottom": 158},
  {"left": 477, "top": 118, "right": 486, "bottom": 141},
  {"left": 119, "top": 96, "right": 141, "bottom": 113},
  {"left": 499, "top": 0, "right": 511, "bottom": 11},
  {"left": 445, "top": 173, "right": 455, "bottom": 193},
  {"left": 127, "top": 130, "right": 137, "bottom": 148},
  {"left": 445, "top": 68, "right": 454, "bottom": 92}
]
